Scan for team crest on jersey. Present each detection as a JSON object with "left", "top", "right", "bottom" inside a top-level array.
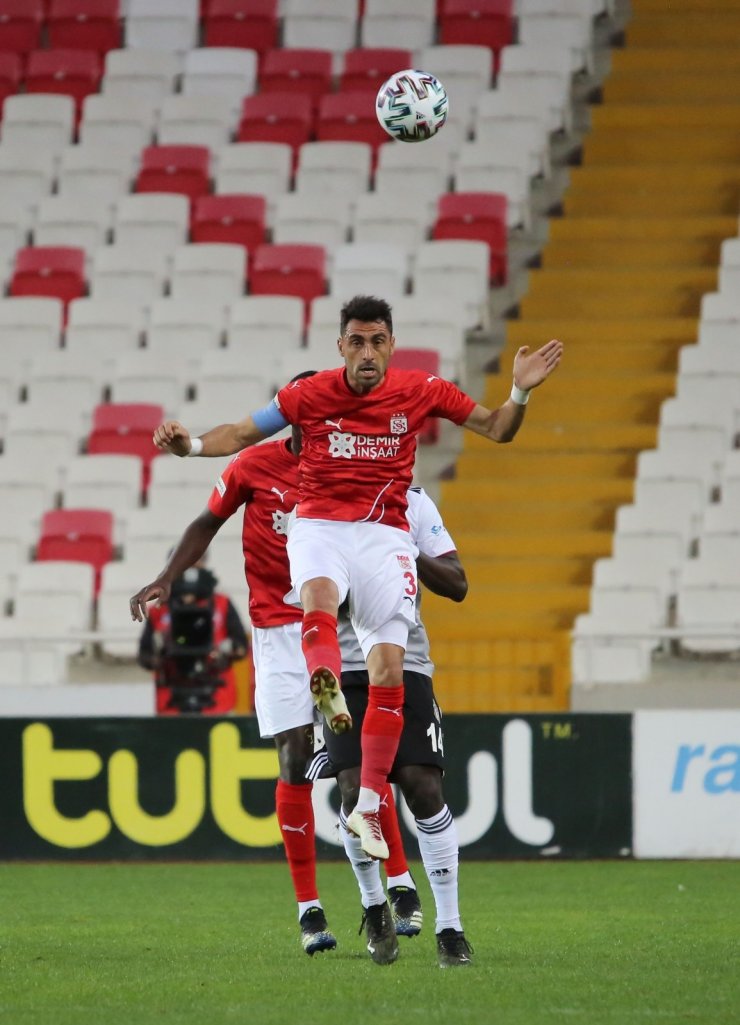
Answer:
[
  {"left": 390, "top": 415, "right": 408, "bottom": 434},
  {"left": 396, "top": 554, "right": 413, "bottom": 571}
]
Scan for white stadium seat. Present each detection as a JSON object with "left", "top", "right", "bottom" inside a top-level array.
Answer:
[
  {"left": 157, "top": 93, "right": 236, "bottom": 150},
  {"left": 114, "top": 192, "right": 190, "bottom": 250},
  {"left": 80, "top": 94, "right": 159, "bottom": 154},
  {"left": 361, "top": 0, "right": 436, "bottom": 49},
  {"left": 273, "top": 193, "right": 352, "bottom": 255},
  {"left": 103, "top": 49, "right": 181, "bottom": 101},
  {"left": 90, "top": 245, "right": 170, "bottom": 304},
  {"left": 182, "top": 48, "right": 258, "bottom": 114},
  {"left": 283, "top": 0, "right": 359, "bottom": 55},
  {"left": 170, "top": 242, "right": 247, "bottom": 302},
  {"left": 33, "top": 195, "right": 113, "bottom": 254},
  {"left": 215, "top": 143, "right": 292, "bottom": 221},
  {"left": 0, "top": 146, "right": 55, "bottom": 211},
  {"left": 65, "top": 297, "right": 144, "bottom": 361},
  {"left": 57, "top": 144, "right": 138, "bottom": 204},
  {"left": 125, "top": 0, "right": 199, "bottom": 54},
  {"left": 329, "top": 243, "right": 409, "bottom": 302},
  {"left": 353, "top": 192, "right": 433, "bottom": 251},
  {"left": 1, "top": 94, "right": 75, "bottom": 155},
  {"left": 296, "top": 141, "right": 372, "bottom": 203}
]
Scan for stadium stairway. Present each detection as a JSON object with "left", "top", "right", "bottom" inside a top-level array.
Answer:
[{"left": 427, "top": 0, "right": 740, "bottom": 713}]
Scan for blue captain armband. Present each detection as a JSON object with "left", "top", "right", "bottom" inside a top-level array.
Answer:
[{"left": 252, "top": 400, "right": 289, "bottom": 437}]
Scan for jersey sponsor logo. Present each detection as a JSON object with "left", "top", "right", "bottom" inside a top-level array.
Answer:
[
  {"left": 325, "top": 417, "right": 343, "bottom": 430},
  {"left": 215, "top": 475, "right": 226, "bottom": 497},
  {"left": 271, "top": 509, "right": 290, "bottom": 536},
  {"left": 430, "top": 524, "right": 443, "bottom": 535},
  {"left": 396, "top": 554, "right": 413, "bottom": 571},
  {"left": 390, "top": 415, "right": 408, "bottom": 434},
  {"left": 327, "top": 431, "right": 402, "bottom": 460}
]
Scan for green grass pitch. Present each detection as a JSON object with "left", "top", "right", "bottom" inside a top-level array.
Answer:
[{"left": 1, "top": 861, "right": 738, "bottom": 1025}]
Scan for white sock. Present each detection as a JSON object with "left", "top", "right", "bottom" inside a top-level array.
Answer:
[
  {"left": 297, "top": 899, "right": 322, "bottom": 920},
  {"left": 354, "top": 786, "right": 380, "bottom": 815},
  {"left": 415, "top": 805, "right": 462, "bottom": 933},
  {"left": 340, "top": 810, "right": 385, "bottom": 908},
  {"left": 386, "top": 870, "right": 415, "bottom": 890}
]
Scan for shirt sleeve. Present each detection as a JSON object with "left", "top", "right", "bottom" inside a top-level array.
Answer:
[
  {"left": 427, "top": 376, "right": 477, "bottom": 425},
  {"left": 408, "top": 489, "right": 457, "bottom": 558},
  {"left": 207, "top": 452, "right": 251, "bottom": 520}
]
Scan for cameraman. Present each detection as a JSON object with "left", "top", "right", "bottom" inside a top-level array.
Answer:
[{"left": 137, "top": 555, "right": 249, "bottom": 715}]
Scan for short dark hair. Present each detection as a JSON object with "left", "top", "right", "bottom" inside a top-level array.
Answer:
[
  {"left": 289, "top": 369, "right": 318, "bottom": 384},
  {"left": 340, "top": 295, "right": 393, "bottom": 336}
]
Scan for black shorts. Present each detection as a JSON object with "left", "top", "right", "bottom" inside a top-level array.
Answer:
[{"left": 313, "top": 670, "right": 445, "bottom": 780}]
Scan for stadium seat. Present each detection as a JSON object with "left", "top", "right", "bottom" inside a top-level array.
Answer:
[
  {"left": 4, "top": 405, "right": 81, "bottom": 467},
  {"left": 419, "top": 45, "right": 494, "bottom": 131},
  {"left": 390, "top": 346, "right": 440, "bottom": 442},
  {"left": 249, "top": 243, "right": 327, "bottom": 318},
  {"left": 36, "top": 508, "right": 114, "bottom": 591},
  {"left": 123, "top": 505, "right": 198, "bottom": 566},
  {"left": 361, "top": 0, "right": 436, "bottom": 50},
  {"left": 374, "top": 136, "right": 454, "bottom": 201},
  {"left": 0, "top": 51, "right": 21, "bottom": 113},
  {"left": 108, "top": 351, "right": 185, "bottom": 414},
  {"left": 87, "top": 402, "right": 165, "bottom": 494},
  {"left": 89, "top": 245, "right": 169, "bottom": 303},
  {"left": 62, "top": 454, "right": 143, "bottom": 526},
  {"left": 65, "top": 296, "right": 143, "bottom": 364},
  {"left": 433, "top": 193, "right": 508, "bottom": 283},
  {"left": 203, "top": 0, "right": 279, "bottom": 55},
  {"left": 277, "top": 344, "right": 342, "bottom": 383},
  {"left": 170, "top": 242, "right": 247, "bottom": 301},
  {"left": 0, "top": 0, "right": 44, "bottom": 56},
  {"left": 146, "top": 297, "right": 227, "bottom": 359},
  {"left": 237, "top": 92, "right": 313, "bottom": 155},
  {"left": 658, "top": 397, "right": 733, "bottom": 468},
  {"left": 273, "top": 192, "right": 351, "bottom": 255},
  {"left": 97, "top": 560, "right": 150, "bottom": 658},
  {"left": 79, "top": 93, "right": 158, "bottom": 153},
  {"left": 226, "top": 294, "right": 304, "bottom": 370},
  {"left": 495, "top": 66, "right": 573, "bottom": 134},
  {"left": 498, "top": 40, "right": 573, "bottom": 86},
  {"left": 353, "top": 191, "right": 433, "bottom": 250},
  {"left": 719, "top": 450, "right": 740, "bottom": 509},
  {"left": 114, "top": 192, "right": 190, "bottom": 250},
  {"left": 316, "top": 93, "right": 388, "bottom": 157},
  {"left": 1, "top": 94, "right": 76, "bottom": 155},
  {"left": 339, "top": 48, "right": 413, "bottom": 93},
  {"left": 0, "top": 297, "right": 63, "bottom": 372},
  {"left": 135, "top": 144, "right": 210, "bottom": 201},
  {"left": 33, "top": 195, "right": 112, "bottom": 253},
  {"left": 157, "top": 94, "right": 236, "bottom": 151},
  {"left": 675, "top": 562, "right": 740, "bottom": 654},
  {"left": 57, "top": 143, "right": 138, "bottom": 204},
  {"left": 14, "top": 559, "right": 96, "bottom": 634},
  {"left": 282, "top": 0, "right": 359, "bottom": 55},
  {"left": 518, "top": 11, "right": 593, "bottom": 75},
  {"left": 413, "top": 240, "right": 490, "bottom": 329},
  {"left": 454, "top": 151, "right": 530, "bottom": 230},
  {"left": 25, "top": 49, "right": 103, "bottom": 112},
  {"left": 191, "top": 194, "right": 266, "bottom": 256},
  {"left": 26, "top": 351, "right": 103, "bottom": 412},
  {"left": 392, "top": 295, "right": 469, "bottom": 382},
  {"left": 102, "top": 48, "right": 181, "bottom": 100},
  {"left": 438, "top": 0, "right": 514, "bottom": 69},
  {"left": 474, "top": 94, "right": 551, "bottom": 178},
  {"left": 259, "top": 48, "right": 333, "bottom": 108},
  {"left": 125, "top": 0, "right": 199, "bottom": 54},
  {"left": 592, "top": 553, "right": 674, "bottom": 606},
  {"left": 638, "top": 447, "right": 716, "bottom": 495},
  {"left": 329, "top": 243, "right": 408, "bottom": 302},
  {"left": 189, "top": 354, "right": 269, "bottom": 420},
  {"left": 10, "top": 246, "right": 86, "bottom": 308},
  {"left": 0, "top": 453, "right": 59, "bottom": 515},
  {"left": 47, "top": 0, "right": 122, "bottom": 55},
  {"left": 0, "top": 198, "right": 32, "bottom": 271},
  {"left": 214, "top": 142, "right": 292, "bottom": 218},
  {"left": 182, "top": 47, "right": 258, "bottom": 114},
  {"left": 296, "top": 141, "right": 373, "bottom": 203}
]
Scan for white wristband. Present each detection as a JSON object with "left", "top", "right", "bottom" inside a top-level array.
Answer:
[
  {"left": 510, "top": 383, "right": 530, "bottom": 406},
  {"left": 188, "top": 437, "right": 203, "bottom": 457}
]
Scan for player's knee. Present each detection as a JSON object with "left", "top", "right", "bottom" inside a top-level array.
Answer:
[
  {"left": 275, "top": 726, "right": 313, "bottom": 783},
  {"left": 399, "top": 766, "right": 444, "bottom": 820}
]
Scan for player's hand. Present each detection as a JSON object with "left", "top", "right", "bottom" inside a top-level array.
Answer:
[
  {"left": 130, "top": 580, "right": 171, "bottom": 622},
  {"left": 513, "top": 339, "right": 563, "bottom": 391},
  {"left": 153, "top": 420, "right": 192, "bottom": 457}
]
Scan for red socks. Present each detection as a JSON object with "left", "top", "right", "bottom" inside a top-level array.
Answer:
[
  {"left": 360, "top": 683, "right": 405, "bottom": 795},
  {"left": 275, "top": 780, "right": 317, "bottom": 903},
  {"left": 379, "top": 782, "right": 409, "bottom": 877},
  {"left": 301, "top": 610, "right": 341, "bottom": 680}
]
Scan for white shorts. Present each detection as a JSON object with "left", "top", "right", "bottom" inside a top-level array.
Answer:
[
  {"left": 286, "top": 518, "right": 418, "bottom": 659},
  {"left": 251, "top": 621, "right": 315, "bottom": 739}
]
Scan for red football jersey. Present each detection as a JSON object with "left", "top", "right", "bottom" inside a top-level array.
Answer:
[
  {"left": 207, "top": 439, "right": 301, "bottom": 628},
  {"left": 275, "top": 366, "right": 476, "bottom": 529}
]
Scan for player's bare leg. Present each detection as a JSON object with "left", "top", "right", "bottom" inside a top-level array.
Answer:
[{"left": 300, "top": 577, "right": 352, "bottom": 734}]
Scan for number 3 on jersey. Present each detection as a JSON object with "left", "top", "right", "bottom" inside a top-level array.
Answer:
[{"left": 403, "top": 571, "right": 417, "bottom": 596}]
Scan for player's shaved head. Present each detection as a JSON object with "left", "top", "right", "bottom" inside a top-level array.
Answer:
[{"left": 340, "top": 295, "right": 393, "bottom": 336}]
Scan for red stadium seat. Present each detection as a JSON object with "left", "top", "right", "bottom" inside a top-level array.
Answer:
[
  {"left": 36, "top": 508, "right": 114, "bottom": 592},
  {"left": 10, "top": 247, "right": 86, "bottom": 308},
  {"left": 0, "top": 50, "right": 22, "bottom": 112},
  {"left": 438, "top": 0, "right": 514, "bottom": 68},
  {"left": 316, "top": 93, "right": 388, "bottom": 159},
  {"left": 204, "top": 0, "right": 278, "bottom": 55},
  {"left": 250, "top": 243, "right": 326, "bottom": 320},
  {"left": 87, "top": 402, "right": 165, "bottom": 494},
  {"left": 135, "top": 145, "right": 210, "bottom": 202},
  {"left": 237, "top": 93, "right": 313, "bottom": 156},
  {"left": 25, "top": 49, "right": 103, "bottom": 111},
  {"left": 0, "top": 0, "right": 43, "bottom": 56},
  {"left": 191, "top": 194, "right": 266, "bottom": 259},
  {"left": 391, "top": 347, "right": 441, "bottom": 443},
  {"left": 259, "top": 48, "right": 333, "bottom": 107},
  {"left": 433, "top": 192, "right": 508, "bottom": 283},
  {"left": 340, "top": 48, "right": 413, "bottom": 93},
  {"left": 47, "top": 0, "right": 122, "bottom": 55}
]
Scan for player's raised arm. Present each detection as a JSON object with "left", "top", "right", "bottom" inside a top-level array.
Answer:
[
  {"left": 462, "top": 338, "right": 563, "bottom": 443},
  {"left": 153, "top": 400, "right": 290, "bottom": 457}
]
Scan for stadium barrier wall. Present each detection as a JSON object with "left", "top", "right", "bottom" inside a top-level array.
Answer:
[{"left": 1, "top": 714, "right": 633, "bottom": 860}]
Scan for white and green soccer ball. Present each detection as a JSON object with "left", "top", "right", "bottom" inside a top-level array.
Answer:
[{"left": 375, "top": 68, "right": 449, "bottom": 143}]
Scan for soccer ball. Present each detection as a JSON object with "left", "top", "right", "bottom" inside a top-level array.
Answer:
[{"left": 375, "top": 69, "right": 449, "bottom": 143}]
